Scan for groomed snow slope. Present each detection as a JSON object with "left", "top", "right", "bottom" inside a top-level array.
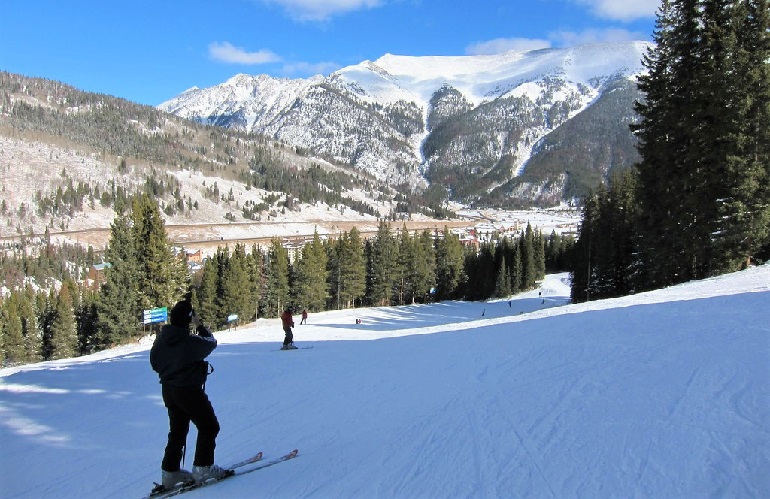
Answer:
[{"left": 1, "top": 265, "right": 768, "bottom": 498}]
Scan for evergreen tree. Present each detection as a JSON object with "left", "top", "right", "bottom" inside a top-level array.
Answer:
[
  {"left": 95, "top": 212, "right": 139, "bottom": 347},
  {"left": 413, "top": 229, "right": 437, "bottom": 303},
  {"left": 40, "top": 290, "right": 56, "bottom": 360},
  {"left": 20, "top": 287, "right": 42, "bottom": 363},
  {"left": 571, "top": 194, "right": 599, "bottom": 303},
  {"left": 510, "top": 238, "right": 522, "bottom": 294},
  {"left": 264, "top": 238, "right": 290, "bottom": 316},
  {"left": 1, "top": 297, "right": 26, "bottom": 364},
  {"left": 434, "top": 226, "right": 465, "bottom": 300},
  {"left": 545, "top": 231, "right": 575, "bottom": 272},
  {"left": 193, "top": 254, "right": 220, "bottom": 326},
  {"left": 327, "top": 237, "right": 343, "bottom": 310},
  {"left": 633, "top": 0, "right": 697, "bottom": 287},
  {"left": 212, "top": 247, "right": 230, "bottom": 324},
  {"left": 533, "top": 229, "right": 546, "bottom": 282},
  {"left": 391, "top": 227, "right": 436, "bottom": 305},
  {"left": 571, "top": 170, "right": 641, "bottom": 301},
  {"left": 132, "top": 194, "right": 184, "bottom": 311},
  {"left": 632, "top": 0, "right": 770, "bottom": 286},
  {"left": 462, "top": 244, "right": 487, "bottom": 301},
  {"left": 338, "top": 228, "right": 366, "bottom": 309},
  {"left": 247, "top": 245, "right": 264, "bottom": 320},
  {"left": 221, "top": 244, "right": 253, "bottom": 324},
  {"left": 520, "top": 224, "right": 536, "bottom": 290},
  {"left": 292, "top": 231, "right": 329, "bottom": 312},
  {"left": 607, "top": 171, "right": 640, "bottom": 295},
  {"left": 494, "top": 257, "right": 511, "bottom": 298},
  {"left": 545, "top": 231, "right": 562, "bottom": 271},
  {"left": 48, "top": 285, "right": 78, "bottom": 360},
  {"left": 76, "top": 289, "right": 98, "bottom": 355},
  {"left": 395, "top": 226, "right": 414, "bottom": 305},
  {"left": 367, "top": 222, "right": 398, "bottom": 306},
  {"left": 712, "top": 0, "right": 770, "bottom": 269},
  {"left": 478, "top": 243, "right": 497, "bottom": 299}
]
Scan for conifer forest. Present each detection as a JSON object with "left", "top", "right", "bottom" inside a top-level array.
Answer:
[{"left": 570, "top": 0, "right": 770, "bottom": 302}]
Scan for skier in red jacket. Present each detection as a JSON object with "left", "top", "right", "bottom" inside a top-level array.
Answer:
[{"left": 280, "top": 308, "right": 297, "bottom": 350}]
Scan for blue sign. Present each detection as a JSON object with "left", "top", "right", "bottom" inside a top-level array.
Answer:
[
  {"left": 143, "top": 307, "right": 168, "bottom": 325},
  {"left": 227, "top": 314, "right": 239, "bottom": 323}
]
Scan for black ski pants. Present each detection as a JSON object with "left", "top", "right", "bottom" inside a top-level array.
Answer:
[
  {"left": 283, "top": 326, "right": 293, "bottom": 346},
  {"left": 161, "top": 384, "right": 220, "bottom": 471}
]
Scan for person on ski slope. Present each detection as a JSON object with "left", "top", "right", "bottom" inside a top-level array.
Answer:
[
  {"left": 150, "top": 299, "right": 228, "bottom": 489},
  {"left": 300, "top": 309, "right": 308, "bottom": 325},
  {"left": 281, "top": 307, "right": 297, "bottom": 349}
]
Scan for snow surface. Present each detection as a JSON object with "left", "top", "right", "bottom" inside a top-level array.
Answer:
[{"left": 1, "top": 266, "right": 769, "bottom": 498}]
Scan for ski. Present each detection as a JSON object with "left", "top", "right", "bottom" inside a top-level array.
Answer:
[
  {"left": 225, "top": 451, "right": 264, "bottom": 469},
  {"left": 231, "top": 448, "right": 299, "bottom": 478},
  {"left": 144, "top": 450, "right": 298, "bottom": 499},
  {"left": 145, "top": 451, "right": 263, "bottom": 498}
]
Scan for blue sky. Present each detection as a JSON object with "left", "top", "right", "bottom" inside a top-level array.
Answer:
[{"left": 1, "top": 0, "right": 658, "bottom": 106}]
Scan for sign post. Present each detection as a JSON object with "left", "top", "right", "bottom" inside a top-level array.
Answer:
[{"left": 143, "top": 307, "right": 168, "bottom": 325}]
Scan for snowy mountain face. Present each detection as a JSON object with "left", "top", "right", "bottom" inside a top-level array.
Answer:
[{"left": 159, "top": 42, "right": 651, "bottom": 206}]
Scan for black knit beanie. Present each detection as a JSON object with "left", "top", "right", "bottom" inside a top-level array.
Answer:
[{"left": 170, "top": 300, "right": 193, "bottom": 327}]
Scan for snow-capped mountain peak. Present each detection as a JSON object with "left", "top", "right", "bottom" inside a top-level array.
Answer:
[
  {"left": 158, "top": 41, "right": 651, "bottom": 204},
  {"left": 329, "top": 42, "right": 648, "bottom": 106}
]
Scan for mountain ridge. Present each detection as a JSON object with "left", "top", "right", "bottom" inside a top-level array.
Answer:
[
  {"left": 159, "top": 41, "right": 651, "bottom": 205},
  {"left": 0, "top": 70, "right": 437, "bottom": 243},
  {"left": 342, "top": 41, "right": 650, "bottom": 104}
]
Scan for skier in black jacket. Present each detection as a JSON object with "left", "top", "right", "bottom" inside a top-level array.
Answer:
[{"left": 150, "top": 299, "right": 228, "bottom": 490}]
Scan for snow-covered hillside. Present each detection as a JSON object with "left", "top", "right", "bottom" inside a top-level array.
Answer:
[
  {"left": 158, "top": 42, "right": 651, "bottom": 195},
  {"left": 2, "top": 265, "right": 768, "bottom": 498},
  {"left": 160, "top": 73, "right": 324, "bottom": 132}
]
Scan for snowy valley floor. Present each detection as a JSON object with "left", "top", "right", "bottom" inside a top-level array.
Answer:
[{"left": 1, "top": 267, "right": 769, "bottom": 498}]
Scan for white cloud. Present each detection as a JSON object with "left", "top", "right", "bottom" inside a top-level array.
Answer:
[
  {"left": 572, "top": 0, "right": 658, "bottom": 21},
  {"left": 466, "top": 27, "right": 646, "bottom": 56},
  {"left": 261, "top": 0, "right": 384, "bottom": 21},
  {"left": 466, "top": 37, "right": 551, "bottom": 56},
  {"left": 550, "top": 28, "right": 647, "bottom": 46},
  {"left": 282, "top": 60, "right": 341, "bottom": 76},
  {"left": 208, "top": 40, "right": 338, "bottom": 76},
  {"left": 208, "top": 42, "right": 282, "bottom": 65}
]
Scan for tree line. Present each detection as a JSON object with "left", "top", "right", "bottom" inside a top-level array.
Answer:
[
  {"left": 571, "top": 0, "right": 770, "bottom": 301},
  {"left": 0, "top": 193, "right": 573, "bottom": 366},
  {"left": 188, "top": 221, "right": 571, "bottom": 330},
  {"left": 0, "top": 193, "right": 188, "bottom": 364}
]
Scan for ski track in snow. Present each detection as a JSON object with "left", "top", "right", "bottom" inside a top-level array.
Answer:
[{"left": 0, "top": 266, "right": 769, "bottom": 498}]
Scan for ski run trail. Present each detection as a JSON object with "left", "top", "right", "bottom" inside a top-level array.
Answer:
[{"left": 1, "top": 265, "right": 768, "bottom": 498}]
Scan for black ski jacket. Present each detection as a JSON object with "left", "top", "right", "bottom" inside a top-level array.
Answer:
[{"left": 150, "top": 324, "right": 217, "bottom": 387}]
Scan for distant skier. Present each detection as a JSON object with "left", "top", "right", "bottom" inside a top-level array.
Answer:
[
  {"left": 300, "top": 309, "right": 308, "bottom": 325},
  {"left": 281, "top": 307, "right": 297, "bottom": 350},
  {"left": 150, "top": 299, "right": 228, "bottom": 490}
]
